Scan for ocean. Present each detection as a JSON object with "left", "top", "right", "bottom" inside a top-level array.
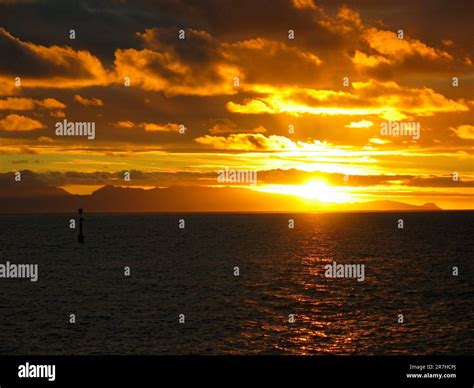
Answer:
[{"left": 0, "top": 212, "right": 472, "bottom": 355}]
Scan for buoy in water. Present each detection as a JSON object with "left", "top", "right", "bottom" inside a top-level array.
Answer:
[{"left": 78, "top": 208, "right": 84, "bottom": 243}]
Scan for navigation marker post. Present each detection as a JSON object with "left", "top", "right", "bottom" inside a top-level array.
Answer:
[{"left": 78, "top": 208, "right": 84, "bottom": 243}]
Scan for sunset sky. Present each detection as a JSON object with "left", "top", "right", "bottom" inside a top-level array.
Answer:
[{"left": 0, "top": 0, "right": 473, "bottom": 209}]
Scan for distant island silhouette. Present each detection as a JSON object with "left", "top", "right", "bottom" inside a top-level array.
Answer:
[{"left": 0, "top": 180, "right": 442, "bottom": 213}]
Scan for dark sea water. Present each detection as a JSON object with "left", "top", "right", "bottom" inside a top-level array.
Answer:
[{"left": 0, "top": 212, "right": 472, "bottom": 355}]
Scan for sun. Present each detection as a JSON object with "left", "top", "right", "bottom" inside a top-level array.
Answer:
[
  {"left": 289, "top": 181, "right": 352, "bottom": 202},
  {"left": 293, "top": 181, "right": 337, "bottom": 201},
  {"left": 255, "top": 181, "right": 353, "bottom": 203}
]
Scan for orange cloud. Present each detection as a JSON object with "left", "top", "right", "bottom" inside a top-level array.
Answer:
[
  {"left": 451, "top": 124, "right": 474, "bottom": 140},
  {"left": 50, "top": 110, "right": 65, "bottom": 118},
  {"left": 0, "top": 97, "right": 65, "bottom": 110},
  {"left": 0, "top": 114, "right": 44, "bottom": 131},
  {"left": 222, "top": 38, "right": 322, "bottom": 86},
  {"left": 114, "top": 121, "right": 134, "bottom": 129},
  {"left": 0, "top": 97, "right": 34, "bottom": 110},
  {"left": 364, "top": 28, "right": 452, "bottom": 61},
  {"left": 0, "top": 28, "right": 109, "bottom": 89},
  {"left": 113, "top": 28, "right": 241, "bottom": 96},
  {"left": 142, "top": 123, "right": 180, "bottom": 132},
  {"left": 37, "top": 136, "right": 55, "bottom": 143},
  {"left": 351, "top": 50, "right": 391, "bottom": 67},
  {"left": 113, "top": 28, "right": 323, "bottom": 95},
  {"left": 39, "top": 98, "right": 66, "bottom": 109},
  {"left": 368, "top": 137, "right": 391, "bottom": 145},
  {"left": 74, "top": 95, "right": 104, "bottom": 106},
  {"left": 226, "top": 80, "right": 469, "bottom": 120},
  {"left": 195, "top": 133, "right": 293, "bottom": 151},
  {"left": 194, "top": 133, "right": 332, "bottom": 151},
  {"left": 337, "top": 5, "right": 362, "bottom": 28},
  {"left": 113, "top": 121, "right": 181, "bottom": 132},
  {"left": 291, "top": 0, "right": 317, "bottom": 10},
  {"left": 318, "top": 4, "right": 364, "bottom": 34},
  {"left": 0, "top": 79, "right": 16, "bottom": 96},
  {"left": 348, "top": 30, "right": 474, "bottom": 79},
  {"left": 209, "top": 119, "right": 267, "bottom": 135},
  {"left": 345, "top": 120, "right": 373, "bottom": 128},
  {"left": 114, "top": 47, "right": 240, "bottom": 96}
]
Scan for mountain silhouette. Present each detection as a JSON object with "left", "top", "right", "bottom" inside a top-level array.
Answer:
[{"left": 0, "top": 183, "right": 442, "bottom": 213}]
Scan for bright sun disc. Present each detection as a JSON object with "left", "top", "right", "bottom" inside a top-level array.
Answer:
[{"left": 255, "top": 181, "right": 352, "bottom": 203}]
